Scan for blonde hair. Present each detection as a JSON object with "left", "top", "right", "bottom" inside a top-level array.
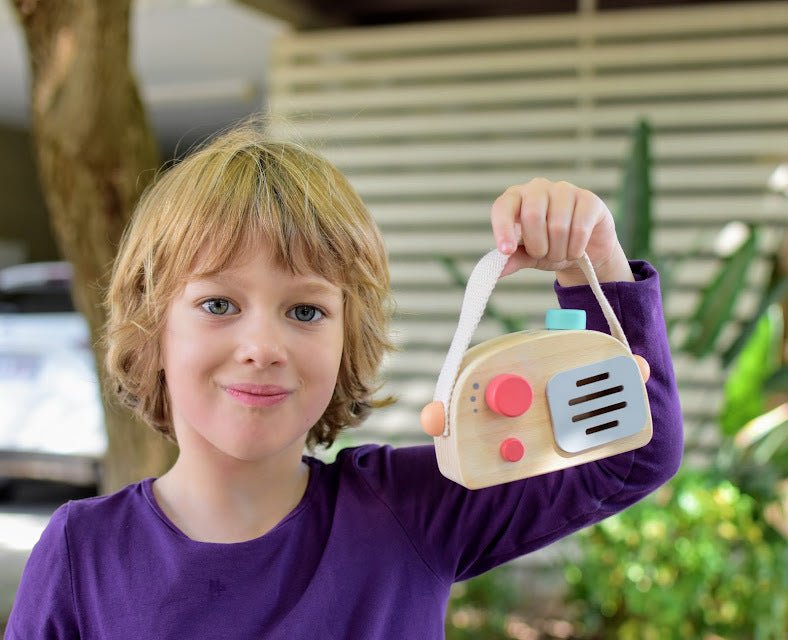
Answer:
[{"left": 102, "top": 122, "right": 397, "bottom": 449}]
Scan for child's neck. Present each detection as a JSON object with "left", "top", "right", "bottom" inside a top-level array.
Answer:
[{"left": 151, "top": 452, "right": 310, "bottom": 544}]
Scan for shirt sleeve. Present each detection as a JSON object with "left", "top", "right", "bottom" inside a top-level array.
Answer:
[
  {"left": 353, "top": 260, "right": 684, "bottom": 584},
  {"left": 4, "top": 503, "right": 80, "bottom": 639}
]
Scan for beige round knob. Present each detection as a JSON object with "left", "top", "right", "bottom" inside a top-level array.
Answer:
[
  {"left": 633, "top": 354, "right": 650, "bottom": 383},
  {"left": 420, "top": 400, "right": 445, "bottom": 437}
]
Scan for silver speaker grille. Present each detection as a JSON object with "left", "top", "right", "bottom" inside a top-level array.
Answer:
[{"left": 546, "top": 355, "right": 648, "bottom": 454}]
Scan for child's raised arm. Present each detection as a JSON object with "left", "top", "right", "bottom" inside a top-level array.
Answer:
[{"left": 363, "top": 178, "right": 683, "bottom": 583}]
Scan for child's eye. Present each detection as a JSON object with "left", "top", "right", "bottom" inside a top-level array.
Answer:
[
  {"left": 201, "top": 298, "right": 239, "bottom": 316},
  {"left": 288, "top": 305, "right": 325, "bottom": 323}
]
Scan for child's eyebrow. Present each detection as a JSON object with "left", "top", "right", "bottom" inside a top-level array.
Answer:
[
  {"left": 189, "top": 274, "right": 340, "bottom": 297},
  {"left": 185, "top": 274, "right": 236, "bottom": 287},
  {"left": 295, "top": 281, "right": 342, "bottom": 297}
]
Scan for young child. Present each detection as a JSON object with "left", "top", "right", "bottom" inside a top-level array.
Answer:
[{"left": 5, "top": 123, "right": 683, "bottom": 639}]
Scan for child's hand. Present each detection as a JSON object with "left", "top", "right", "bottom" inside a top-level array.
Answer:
[{"left": 491, "top": 178, "right": 634, "bottom": 285}]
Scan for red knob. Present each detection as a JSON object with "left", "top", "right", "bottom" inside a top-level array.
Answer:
[
  {"left": 485, "top": 374, "right": 533, "bottom": 417},
  {"left": 500, "top": 438, "right": 525, "bottom": 462}
]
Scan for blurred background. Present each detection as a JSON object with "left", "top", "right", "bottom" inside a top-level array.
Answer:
[{"left": 1, "top": 0, "right": 786, "bottom": 638}]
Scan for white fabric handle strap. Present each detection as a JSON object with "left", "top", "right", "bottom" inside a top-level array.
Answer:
[{"left": 433, "top": 250, "right": 629, "bottom": 437}]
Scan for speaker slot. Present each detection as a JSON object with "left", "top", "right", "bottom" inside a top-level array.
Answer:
[
  {"left": 576, "top": 372, "right": 609, "bottom": 387},
  {"left": 568, "top": 385, "right": 624, "bottom": 406},
  {"left": 585, "top": 420, "right": 620, "bottom": 435},
  {"left": 571, "top": 401, "right": 627, "bottom": 422}
]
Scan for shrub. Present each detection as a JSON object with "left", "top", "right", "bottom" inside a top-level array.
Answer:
[{"left": 564, "top": 470, "right": 787, "bottom": 640}]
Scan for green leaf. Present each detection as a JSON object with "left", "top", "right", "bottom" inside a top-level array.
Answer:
[
  {"left": 722, "top": 273, "right": 788, "bottom": 367},
  {"left": 615, "top": 119, "right": 653, "bottom": 260},
  {"left": 719, "top": 313, "right": 774, "bottom": 436},
  {"left": 682, "top": 227, "right": 759, "bottom": 358}
]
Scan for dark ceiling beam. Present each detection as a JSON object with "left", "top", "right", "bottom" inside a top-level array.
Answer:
[
  {"left": 235, "top": 0, "right": 351, "bottom": 29},
  {"left": 338, "top": 0, "right": 577, "bottom": 25},
  {"left": 238, "top": 0, "right": 739, "bottom": 30}
]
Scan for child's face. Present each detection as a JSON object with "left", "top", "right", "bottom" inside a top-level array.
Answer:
[{"left": 159, "top": 238, "right": 344, "bottom": 465}]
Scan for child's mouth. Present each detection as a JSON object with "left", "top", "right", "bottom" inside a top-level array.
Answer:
[{"left": 224, "top": 387, "right": 291, "bottom": 407}]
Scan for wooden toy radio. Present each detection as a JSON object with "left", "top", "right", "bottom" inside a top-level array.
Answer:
[{"left": 420, "top": 249, "right": 652, "bottom": 489}]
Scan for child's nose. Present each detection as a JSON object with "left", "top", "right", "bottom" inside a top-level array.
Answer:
[{"left": 233, "top": 318, "right": 288, "bottom": 366}]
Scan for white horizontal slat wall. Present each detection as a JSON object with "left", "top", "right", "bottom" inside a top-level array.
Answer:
[{"left": 268, "top": 1, "right": 788, "bottom": 459}]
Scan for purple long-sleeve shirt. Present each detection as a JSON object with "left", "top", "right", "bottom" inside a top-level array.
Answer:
[{"left": 5, "top": 261, "right": 683, "bottom": 639}]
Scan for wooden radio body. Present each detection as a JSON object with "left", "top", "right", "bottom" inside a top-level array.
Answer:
[{"left": 433, "top": 327, "right": 652, "bottom": 489}]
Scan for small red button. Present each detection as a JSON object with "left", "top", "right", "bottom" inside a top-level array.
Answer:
[
  {"left": 500, "top": 438, "right": 525, "bottom": 462},
  {"left": 485, "top": 374, "right": 533, "bottom": 417}
]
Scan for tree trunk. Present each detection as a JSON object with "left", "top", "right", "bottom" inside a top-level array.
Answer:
[{"left": 12, "top": 0, "right": 178, "bottom": 492}]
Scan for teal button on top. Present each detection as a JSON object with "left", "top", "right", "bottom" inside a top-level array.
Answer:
[{"left": 545, "top": 309, "right": 586, "bottom": 330}]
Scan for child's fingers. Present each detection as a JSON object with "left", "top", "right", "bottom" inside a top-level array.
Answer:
[
  {"left": 491, "top": 179, "right": 610, "bottom": 268},
  {"left": 493, "top": 179, "right": 620, "bottom": 279},
  {"left": 566, "top": 220, "right": 593, "bottom": 263},
  {"left": 567, "top": 189, "right": 607, "bottom": 260},
  {"left": 499, "top": 245, "right": 534, "bottom": 278},
  {"left": 545, "top": 181, "right": 576, "bottom": 263},
  {"left": 490, "top": 190, "right": 521, "bottom": 254},
  {"left": 518, "top": 180, "right": 549, "bottom": 259}
]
